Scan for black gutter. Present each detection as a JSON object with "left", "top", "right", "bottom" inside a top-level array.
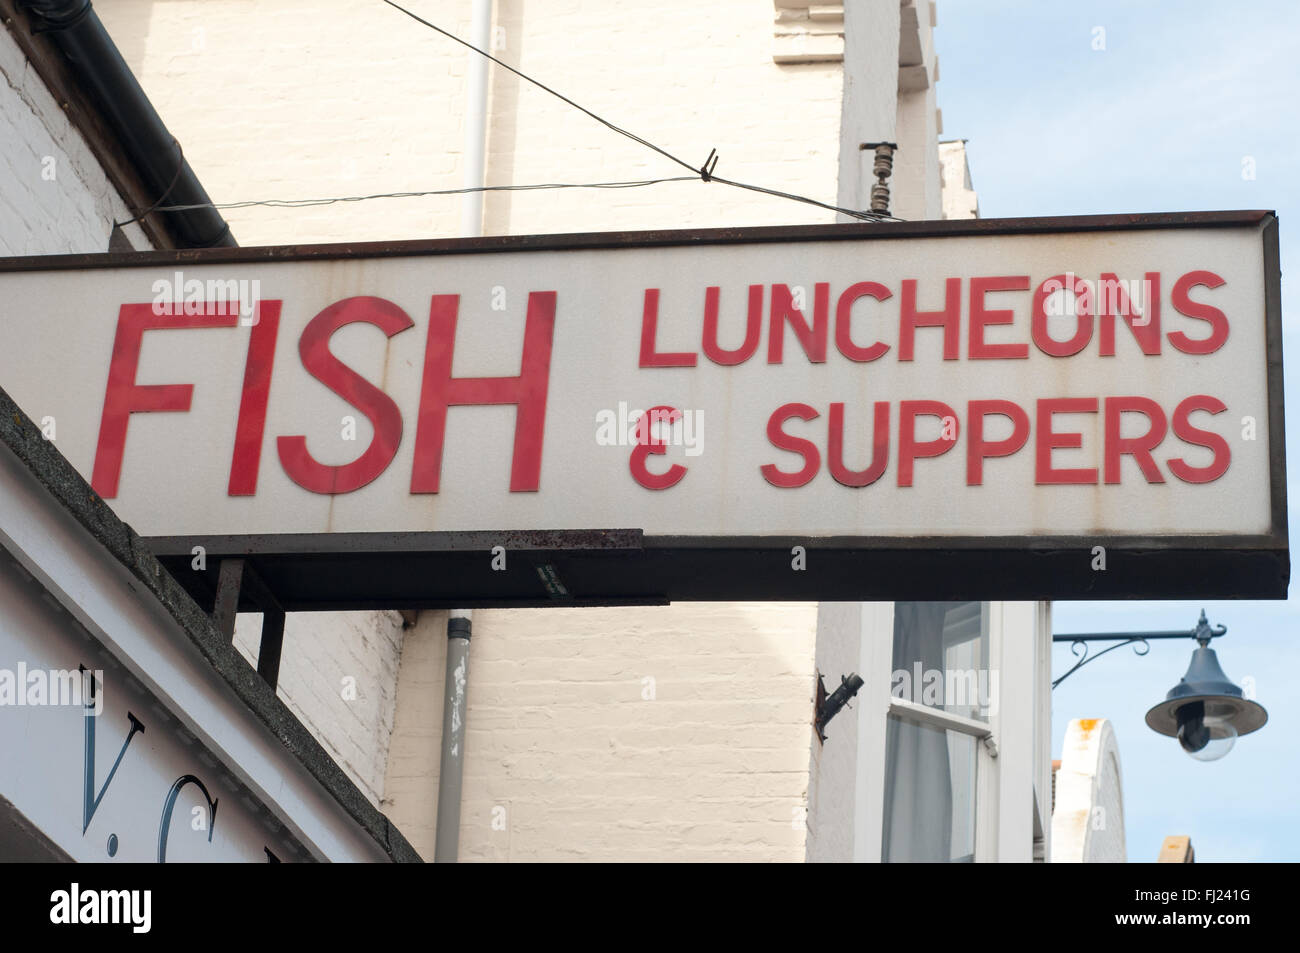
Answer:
[{"left": 20, "top": 0, "right": 235, "bottom": 248}]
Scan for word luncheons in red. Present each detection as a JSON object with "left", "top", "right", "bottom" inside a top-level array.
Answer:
[
  {"left": 636, "top": 271, "right": 1234, "bottom": 489},
  {"left": 638, "top": 271, "right": 1227, "bottom": 366}
]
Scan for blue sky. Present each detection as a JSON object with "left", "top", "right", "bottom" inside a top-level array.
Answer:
[{"left": 936, "top": 0, "right": 1300, "bottom": 862}]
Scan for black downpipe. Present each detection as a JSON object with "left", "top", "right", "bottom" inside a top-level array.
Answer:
[{"left": 21, "top": 0, "right": 235, "bottom": 248}]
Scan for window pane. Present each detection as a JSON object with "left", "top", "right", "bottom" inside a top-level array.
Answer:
[
  {"left": 882, "top": 715, "right": 978, "bottom": 862},
  {"left": 890, "top": 601, "right": 990, "bottom": 721}
]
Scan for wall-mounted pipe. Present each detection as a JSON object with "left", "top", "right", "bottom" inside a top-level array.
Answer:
[
  {"left": 434, "top": 609, "right": 472, "bottom": 863},
  {"left": 433, "top": 0, "right": 492, "bottom": 866},
  {"left": 459, "top": 0, "right": 492, "bottom": 237}
]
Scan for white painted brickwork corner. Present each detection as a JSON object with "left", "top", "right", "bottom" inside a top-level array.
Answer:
[{"left": 0, "top": 26, "right": 148, "bottom": 256}]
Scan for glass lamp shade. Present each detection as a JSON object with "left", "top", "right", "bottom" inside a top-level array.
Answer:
[{"left": 1145, "top": 646, "right": 1266, "bottom": 761}]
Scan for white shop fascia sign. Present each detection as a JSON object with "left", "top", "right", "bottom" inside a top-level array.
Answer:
[
  {"left": 0, "top": 212, "right": 1285, "bottom": 604},
  {"left": 0, "top": 390, "right": 411, "bottom": 862},
  {"left": 0, "top": 583, "right": 308, "bottom": 862}
]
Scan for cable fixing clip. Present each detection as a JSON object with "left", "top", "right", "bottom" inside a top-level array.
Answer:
[{"left": 699, "top": 148, "right": 719, "bottom": 182}]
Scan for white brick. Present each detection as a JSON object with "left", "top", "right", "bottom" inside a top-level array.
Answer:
[{"left": 0, "top": 27, "right": 150, "bottom": 256}]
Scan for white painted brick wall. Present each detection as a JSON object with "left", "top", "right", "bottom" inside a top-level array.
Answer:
[
  {"left": 0, "top": 26, "right": 149, "bottom": 255},
  {"left": 803, "top": 602, "right": 864, "bottom": 862},
  {"left": 233, "top": 611, "right": 406, "bottom": 806},
  {"left": 97, "top": 0, "right": 846, "bottom": 244},
  {"left": 891, "top": 3, "right": 941, "bottom": 220},
  {"left": 384, "top": 604, "right": 817, "bottom": 861},
  {"left": 939, "top": 139, "right": 979, "bottom": 219}
]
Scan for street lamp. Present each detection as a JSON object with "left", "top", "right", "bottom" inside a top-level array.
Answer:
[{"left": 1053, "top": 610, "right": 1266, "bottom": 762}]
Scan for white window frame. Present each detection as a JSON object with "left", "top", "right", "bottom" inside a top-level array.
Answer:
[{"left": 851, "top": 600, "right": 1048, "bottom": 862}]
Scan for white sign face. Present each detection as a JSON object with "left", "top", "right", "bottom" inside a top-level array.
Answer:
[
  {"left": 0, "top": 559, "right": 307, "bottom": 862},
  {"left": 0, "top": 214, "right": 1285, "bottom": 601}
]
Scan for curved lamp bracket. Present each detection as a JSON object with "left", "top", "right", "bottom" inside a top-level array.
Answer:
[{"left": 1051, "top": 610, "right": 1224, "bottom": 690}]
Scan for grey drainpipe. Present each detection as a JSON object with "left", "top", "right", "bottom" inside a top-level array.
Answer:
[
  {"left": 434, "top": 610, "right": 472, "bottom": 862},
  {"left": 433, "top": 0, "right": 492, "bottom": 864},
  {"left": 21, "top": 0, "right": 235, "bottom": 248}
]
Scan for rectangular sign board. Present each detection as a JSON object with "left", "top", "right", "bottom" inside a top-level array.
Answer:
[{"left": 0, "top": 211, "right": 1286, "bottom": 606}]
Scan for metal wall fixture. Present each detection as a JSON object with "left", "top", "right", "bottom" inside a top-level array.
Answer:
[
  {"left": 814, "top": 672, "right": 865, "bottom": 742},
  {"left": 859, "top": 141, "right": 897, "bottom": 215}
]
